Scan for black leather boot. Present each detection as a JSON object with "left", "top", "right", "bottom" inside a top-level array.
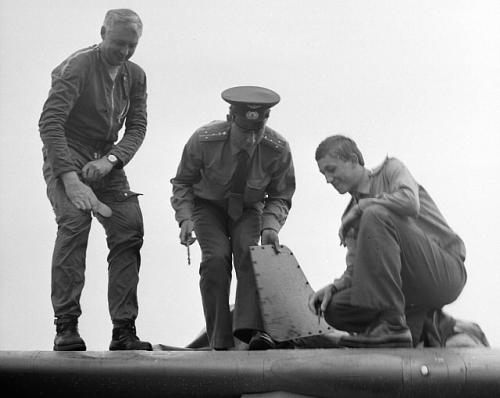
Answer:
[
  {"left": 339, "top": 311, "right": 413, "bottom": 348},
  {"left": 109, "top": 322, "right": 152, "bottom": 351},
  {"left": 53, "top": 316, "right": 86, "bottom": 351}
]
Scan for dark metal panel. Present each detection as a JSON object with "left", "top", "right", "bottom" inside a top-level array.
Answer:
[{"left": 250, "top": 245, "right": 337, "bottom": 341}]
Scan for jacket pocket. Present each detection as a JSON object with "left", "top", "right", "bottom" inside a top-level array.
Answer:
[
  {"left": 245, "top": 177, "right": 270, "bottom": 203},
  {"left": 112, "top": 190, "right": 143, "bottom": 202},
  {"left": 203, "top": 168, "right": 230, "bottom": 186}
]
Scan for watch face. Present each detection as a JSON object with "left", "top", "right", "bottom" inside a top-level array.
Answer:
[{"left": 108, "top": 155, "right": 117, "bottom": 163}]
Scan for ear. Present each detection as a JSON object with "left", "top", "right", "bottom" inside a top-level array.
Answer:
[
  {"left": 100, "top": 26, "right": 106, "bottom": 40},
  {"left": 349, "top": 153, "right": 360, "bottom": 165}
]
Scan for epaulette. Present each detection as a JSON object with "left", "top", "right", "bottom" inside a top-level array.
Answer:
[
  {"left": 197, "top": 121, "right": 230, "bottom": 142},
  {"left": 261, "top": 131, "right": 286, "bottom": 153}
]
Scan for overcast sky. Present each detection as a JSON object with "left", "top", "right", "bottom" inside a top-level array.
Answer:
[{"left": 1, "top": 0, "right": 499, "bottom": 350}]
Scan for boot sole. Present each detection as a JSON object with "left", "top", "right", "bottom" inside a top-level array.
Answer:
[
  {"left": 53, "top": 343, "right": 87, "bottom": 351},
  {"left": 109, "top": 342, "right": 153, "bottom": 351},
  {"left": 248, "top": 337, "right": 276, "bottom": 351}
]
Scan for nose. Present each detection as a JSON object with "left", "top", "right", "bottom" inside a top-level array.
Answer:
[
  {"left": 325, "top": 173, "right": 334, "bottom": 184},
  {"left": 246, "top": 131, "right": 256, "bottom": 145},
  {"left": 119, "top": 45, "right": 129, "bottom": 57}
]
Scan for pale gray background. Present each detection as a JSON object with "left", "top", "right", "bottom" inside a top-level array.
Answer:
[{"left": 1, "top": 0, "right": 499, "bottom": 350}]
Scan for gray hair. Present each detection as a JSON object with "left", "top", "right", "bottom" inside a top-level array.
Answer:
[
  {"left": 103, "top": 9, "right": 143, "bottom": 36},
  {"left": 315, "top": 135, "right": 365, "bottom": 166}
]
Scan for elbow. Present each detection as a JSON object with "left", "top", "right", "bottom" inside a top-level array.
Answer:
[{"left": 406, "top": 193, "right": 420, "bottom": 216}]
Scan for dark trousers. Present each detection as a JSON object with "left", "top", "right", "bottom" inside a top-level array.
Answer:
[
  {"left": 324, "top": 205, "right": 467, "bottom": 344},
  {"left": 43, "top": 160, "right": 144, "bottom": 325},
  {"left": 193, "top": 199, "right": 265, "bottom": 348}
]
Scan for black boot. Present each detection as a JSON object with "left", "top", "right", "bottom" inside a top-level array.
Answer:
[
  {"left": 248, "top": 331, "right": 276, "bottom": 351},
  {"left": 109, "top": 322, "right": 152, "bottom": 351},
  {"left": 339, "top": 311, "right": 413, "bottom": 348},
  {"left": 53, "top": 316, "right": 86, "bottom": 351}
]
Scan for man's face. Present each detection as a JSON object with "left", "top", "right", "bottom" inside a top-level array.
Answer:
[
  {"left": 230, "top": 118, "right": 266, "bottom": 151},
  {"left": 317, "top": 153, "right": 358, "bottom": 195},
  {"left": 100, "top": 23, "right": 140, "bottom": 66}
]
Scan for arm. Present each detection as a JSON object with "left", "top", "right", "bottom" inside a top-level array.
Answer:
[
  {"left": 39, "top": 56, "right": 90, "bottom": 178},
  {"left": 339, "top": 159, "right": 420, "bottom": 243},
  {"left": 361, "top": 158, "right": 420, "bottom": 217},
  {"left": 308, "top": 235, "right": 356, "bottom": 316},
  {"left": 39, "top": 52, "right": 105, "bottom": 212},
  {"left": 261, "top": 142, "right": 296, "bottom": 233},
  {"left": 107, "top": 67, "right": 148, "bottom": 168},
  {"left": 170, "top": 134, "right": 203, "bottom": 236},
  {"left": 260, "top": 143, "right": 296, "bottom": 251}
]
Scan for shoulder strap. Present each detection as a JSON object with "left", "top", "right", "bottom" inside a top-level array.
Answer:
[
  {"left": 261, "top": 128, "right": 286, "bottom": 153},
  {"left": 198, "top": 121, "right": 230, "bottom": 143}
]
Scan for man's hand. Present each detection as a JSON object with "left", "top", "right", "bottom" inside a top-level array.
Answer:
[
  {"left": 61, "top": 171, "right": 99, "bottom": 213},
  {"left": 180, "top": 219, "right": 196, "bottom": 246},
  {"left": 308, "top": 284, "right": 337, "bottom": 316},
  {"left": 261, "top": 228, "right": 281, "bottom": 253},
  {"left": 82, "top": 157, "right": 114, "bottom": 183},
  {"left": 339, "top": 204, "right": 362, "bottom": 246}
]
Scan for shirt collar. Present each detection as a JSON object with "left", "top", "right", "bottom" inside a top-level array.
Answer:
[
  {"left": 351, "top": 169, "right": 371, "bottom": 201},
  {"left": 230, "top": 136, "right": 256, "bottom": 157}
]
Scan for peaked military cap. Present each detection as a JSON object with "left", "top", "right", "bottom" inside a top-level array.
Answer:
[{"left": 222, "top": 86, "right": 280, "bottom": 129}]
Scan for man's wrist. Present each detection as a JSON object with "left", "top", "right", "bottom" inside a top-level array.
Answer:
[
  {"left": 106, "top": 154, "right": 119, "bottom": 167},
  {"left": 60, "top": 171, "right": 80, "bottom": 185}
]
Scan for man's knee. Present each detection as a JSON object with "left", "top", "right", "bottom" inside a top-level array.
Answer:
[
  {"left": 199, "top": 255, "right": 231, "bottom": 291},
  {"left": 361, "top": 204, "right": 393, "bottom": 223},
  {"left": 323, "top": 289, "right": 378, "bottom": 333}
]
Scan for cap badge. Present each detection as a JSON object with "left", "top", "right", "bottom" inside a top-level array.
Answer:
[{"left": 246, "top": 111, "right": 260, "bottom": 120}]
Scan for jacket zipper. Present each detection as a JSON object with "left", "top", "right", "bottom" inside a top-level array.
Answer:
[{"left": 106, "top": 80, "right": 116, "bottom": 142}]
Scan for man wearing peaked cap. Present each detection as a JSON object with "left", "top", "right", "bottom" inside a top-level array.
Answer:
[{"left": 171, "top": 86, "right": 296, "bottom": 351}]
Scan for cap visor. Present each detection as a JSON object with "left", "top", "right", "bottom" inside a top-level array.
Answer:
[{"left": 234, "top": 116, "right": 265, "bottom": 130}]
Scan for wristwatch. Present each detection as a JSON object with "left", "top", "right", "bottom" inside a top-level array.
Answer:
[{"left": 107, "top": 154, "right": 119, "bottom": 167}]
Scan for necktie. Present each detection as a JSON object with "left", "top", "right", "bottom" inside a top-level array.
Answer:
[{"left": 228, "top": 150, "right": 249, "bottom": 220}]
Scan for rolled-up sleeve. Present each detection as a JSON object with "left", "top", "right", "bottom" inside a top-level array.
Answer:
[{"left": 368, "top": 158, "right": 420, "bottom": 217}]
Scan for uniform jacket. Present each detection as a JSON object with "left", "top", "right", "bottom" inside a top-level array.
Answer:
[
  {"left": 39, "top": 45, "right": 147, "bottom": 178},
  {"left": 171, "top": 120, "right": 296, "bottom": 232}
]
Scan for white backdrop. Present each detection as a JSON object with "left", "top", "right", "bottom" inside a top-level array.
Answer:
[{"left": 0, "top": 0, "right": 499, "bottom": 350}]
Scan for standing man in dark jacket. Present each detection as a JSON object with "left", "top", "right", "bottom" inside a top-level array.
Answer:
[
  {"left": 39, "top": 9, "right": 151, "bottom": 351},
  {"left": 171, "top": 86, "right": 296, "bottom": 350}
]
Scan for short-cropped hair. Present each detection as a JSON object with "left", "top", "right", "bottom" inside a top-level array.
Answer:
[
  {"left": 103, "top": 9, "right": 143, "bottom": 36},
  {"left": 315, "top": 135, "right": 365, "bottom": 166}
]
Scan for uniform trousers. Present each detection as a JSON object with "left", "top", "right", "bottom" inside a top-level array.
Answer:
[
  {"left": 193, "top": 198, "right": 265, "bottom": 349},
  {"left": 43, "top": 156, "right": 144, "bottom": 325},
  {"left": 324, "top": 205, "right": 467, "bottom": 344}
]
